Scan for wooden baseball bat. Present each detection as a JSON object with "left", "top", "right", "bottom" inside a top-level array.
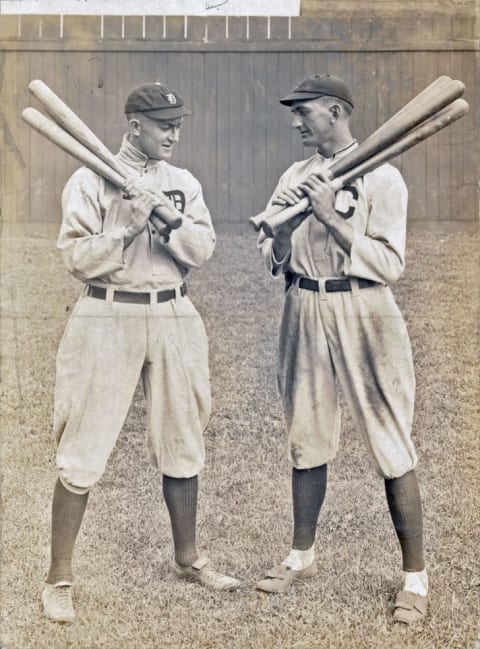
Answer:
[
  {"left": 22, "top": 107, "right": 126, "bottom": 187},
  {"left": 329, "top": 78, "right": 464, "bottom": 180},
  {"left": 29, "top": 79, "right": 131, "bottom": 180},
  {"left": 26, "top": 80, "right": 181, "bottom": 232},
  {"left": 249, "top": 77, "right": 464, "bottom": 231},
  {"left": 257, "top": 98, "right": 469, "bottom": 238},
  {"left": 376, "top": 75, "right": 452, "bottom": 131}
]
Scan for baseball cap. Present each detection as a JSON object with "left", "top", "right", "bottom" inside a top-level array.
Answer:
[
  {"left": 279, "top": 73, "right": 354, "bottom": 108},
  {"left": 125, "top": 82, "right": 192, "bottom": 119}
]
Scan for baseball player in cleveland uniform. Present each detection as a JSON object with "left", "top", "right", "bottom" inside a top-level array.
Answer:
[
  {"left": 42, "top": 82, "right": 240, "bottom": 624},
  {"left": 255, "top": 74, "right": 428, "bottom": 624}
]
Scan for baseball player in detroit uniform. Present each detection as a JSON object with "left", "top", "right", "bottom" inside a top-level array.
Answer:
[
  {"left": 255, "top": 74, "right": 428, "bottom": 624},
  {"left": 42, "top": 82, "right": 240, "bottom": 624}
]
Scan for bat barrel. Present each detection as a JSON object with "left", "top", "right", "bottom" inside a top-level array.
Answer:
[{"left": 328, "top": 78, "right": 465, "bottom": 180}]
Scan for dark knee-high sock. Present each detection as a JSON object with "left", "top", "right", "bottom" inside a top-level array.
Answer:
[
  {"left": 46, "top": 478, "right": 89, "bottom": 584},
  {"left": 163, "top": 474, "right": 199, "bottom": 567},
  {"left": 385, "top": 469, "right": 424, "bottom": 572},
  {"left": 292, "top": 464, "right": 327, "bottom": 550}
]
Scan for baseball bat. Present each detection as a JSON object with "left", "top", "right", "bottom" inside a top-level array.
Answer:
[
  {"left": 377, "top": 75, "right": 452, "bottom": 131},
  {"left": 22, "top": 107, "right": 126, "bottom": 187},
  {"left": 257, "top": 98, "right": 469, "bottom": 237},
  {"left": 29, "top": 79, "right": 131, "bottom": 180},
  {"left": 26, "top": 80, "right": 181, "bottom": 232}
]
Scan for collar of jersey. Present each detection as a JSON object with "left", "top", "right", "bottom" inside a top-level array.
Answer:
[
  {"left": 116, "top": 134, "right": 165, "bottom": 171},
  {"left": 316, "top": 139, "right": 358, "bottom": 163}
]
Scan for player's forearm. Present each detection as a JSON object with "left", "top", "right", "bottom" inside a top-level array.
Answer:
[
  {"left": 58, "top": 231, "right": 126, "bottom": 280},
  {"left": 162, "top": 216, "right": 216, "bottom": 269},
  {"left": 321, "top": 210, "right": 354, "bottom": 255},
  {"left": 272, "top": 231, "right": 293, "bottom": 262}
]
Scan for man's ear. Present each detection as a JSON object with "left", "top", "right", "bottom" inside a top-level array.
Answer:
[
  {"left": 329, "top": 104, "right": 341, "bottom": 121},
  {"left": 128, "top": 117, "right": 141, "bottom": 136}
]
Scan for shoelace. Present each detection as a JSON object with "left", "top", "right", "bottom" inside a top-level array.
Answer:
[{"left": 55, "top": 586, "right": 73, "bottom": 609}]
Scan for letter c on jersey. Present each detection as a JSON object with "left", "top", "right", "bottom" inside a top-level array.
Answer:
[{"left": 335, "top": 185, "right": 358, "bottom": 220}]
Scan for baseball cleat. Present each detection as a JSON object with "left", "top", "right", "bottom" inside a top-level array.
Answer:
[
  {"left": 393, "top": 590, "right": 429, "bottom": 624},
  {"left": 256, "top": 561, "right": 318, "bottom": 594},
  {"left": 42, "top": 582, "right": 75, "bottom": 623},
  {"left": 174, "top": 556, "right": 240, "bottom": 591}
]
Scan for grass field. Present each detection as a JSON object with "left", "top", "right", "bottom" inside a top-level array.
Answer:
[{"left": 1, "top": 220, "right": 479, "bottom": 649}]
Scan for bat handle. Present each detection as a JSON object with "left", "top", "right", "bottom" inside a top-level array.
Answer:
[
  {"left": 259, "top": 199, "right": 309, "bottom": 237},
  {"left": 249, "top": 203, "right": 285, "bottom": 231},
  {"left": 151, "top": 205, "right": 182, "bottom": 230}
]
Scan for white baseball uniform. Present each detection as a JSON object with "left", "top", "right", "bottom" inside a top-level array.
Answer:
[
  {"left": 54, "top": 135, "right": 215, "bottom": 493},
  {"left": 258, "top": 143, "right": 417, "bottom": 479}
]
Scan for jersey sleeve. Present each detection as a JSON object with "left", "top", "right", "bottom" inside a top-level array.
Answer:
[
  {"left": 257, "top": 171, "right": 294, "bottom": 277},
  {"left": 161, "top": 172, "right": 216, "bottom": 269},
  {"left": 344, "top": 165, "right": 408, "bottom": 284},
  {"left": 57, "top": 168, "right": 127, "bottom": 281}
]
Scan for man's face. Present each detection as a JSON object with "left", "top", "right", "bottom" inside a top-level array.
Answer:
[
  {"left": 290, "top": 98, "right": 333, "bottom": 147},
  {"left": 134, "top": 114, "right": 183, "bottom": 161}
]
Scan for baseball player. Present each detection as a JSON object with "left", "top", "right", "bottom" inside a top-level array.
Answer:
[
  {"left": 42, "top": 82, "right": 240, "bottom": 624},
  {"left": 255, "top": 74, "right": 428, "bottom": 624}
]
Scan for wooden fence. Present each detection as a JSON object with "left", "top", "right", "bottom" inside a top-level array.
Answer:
[{"left": 0, "top": 11, "right": 478, "bottom": 224}]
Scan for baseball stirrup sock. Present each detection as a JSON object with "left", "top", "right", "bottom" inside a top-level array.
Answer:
[
  {"left": 292, "top": 464, "right": 327, "bottom": 550},
  {"left": 385, "top": 469, "right": 425, "bottom": 572},
  {"left": 163, "top": 474, "right": 199, "bottom": 567},
  {"left": 46, "top": 478, "right": 89, "bottom": 584}
]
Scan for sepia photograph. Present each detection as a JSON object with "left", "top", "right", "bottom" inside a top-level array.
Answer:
[{"left": 0, "top": 1, "right": 478, "bottom": 647}]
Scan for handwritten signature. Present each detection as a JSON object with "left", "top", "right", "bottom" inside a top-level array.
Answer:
[{"left": 206, "top": 0, "right": 230, "bottom": 10}]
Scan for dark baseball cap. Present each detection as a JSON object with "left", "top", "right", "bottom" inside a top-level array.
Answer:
[
  {"left": 279, "top": 73, "right": 354, "bottom": 108},
  {"left": 125, "top": 82, "right": 192, "bottom": 119}
]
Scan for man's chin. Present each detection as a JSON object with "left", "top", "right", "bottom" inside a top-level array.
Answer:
[
  {"left": 151, "top": 149, "right": 173, "bottom": 161},
  {"left": 299, "top": 135, "right": 316, "bottom": 147}
]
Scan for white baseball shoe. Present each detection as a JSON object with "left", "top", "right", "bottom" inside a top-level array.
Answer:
[{"left": 42, "top": 582, "right": 75, "bottom": 623}]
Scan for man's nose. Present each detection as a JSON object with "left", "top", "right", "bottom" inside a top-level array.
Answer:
[
  {"left": 292, "top": 114, "right": 302, "bottom": 129},
  {"left": 168, "top": 128, "right": 180, "bottom": 142}
]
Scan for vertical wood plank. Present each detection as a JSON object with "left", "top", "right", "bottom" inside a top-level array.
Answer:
[
  {"left": 424, "top": 52, "right": 440, "bottom": 222},
  {"left": 103, "top": 51, "right": 122, "bottom": 155},
  {"left": 203, "top": 52, "right": 217, "bottom": 220},
  {"left": 226, "top": 53, "right": 243, "bottom": 223},
  {"left": 215, "top": 52, "right": 231, "bottom": 222},
  {"left": 435, "top": 50, "right": 453, "bottom": 221},
  {"left": 277, "top": 52, "right": 296, "bottom": 182},
  {"left": 238, "top": 53, "right": 255, "bottom": 223},
  {"left": 1, "top": 51, "right": 24, "bottom": 222},
  {"left": 252, "top": 52, "right": 268, "bottom": 215},
  {"left": 28, "top": 50, "right": 53, "bottom": 222},
  {"left": 449, "top": 50, "right": 466, "bottom": 222},
  {"left": 460, "top": 50, "right": 478, "bottom": 221},
  {"left": 190, "top": 52, "right": 210, "bottom": 216},
  {"left": 287, "top": 51, "right": 306, "bottom": 164},
  {"left": 404, "top": 51, "right": 427, "bottom": 220},
  {"left": 264, "top": 53, "right": 282, "bottom": 198},
  {"left": 166, "top": 51, "right": 193, "bottom": 172}
]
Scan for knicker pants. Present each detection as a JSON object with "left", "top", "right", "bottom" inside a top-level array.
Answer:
[
  {"left": 53, "top": 292, "right": 211, "bottom": 492},
  {"left": 277, "top": 280, "right": 417, "bottom": 479}
]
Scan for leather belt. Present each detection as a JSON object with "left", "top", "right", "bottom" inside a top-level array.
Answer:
[
  {"left": 87, "top": 283, "right": 186, "bottom": 304},
  {"left": 298, "top": 277, "right": 379, "bottom": 293}
]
